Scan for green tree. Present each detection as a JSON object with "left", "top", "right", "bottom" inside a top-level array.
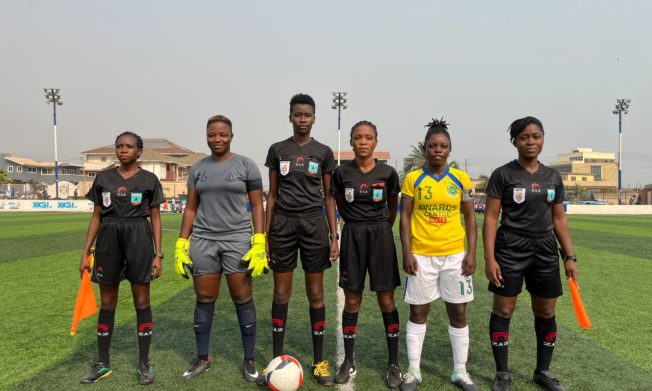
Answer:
[
  {"left": 0, "top": 169, "right": 13, "bottom": 184},
  {"left": 475, "top": 174, "right": 490, "bottom": 192},
  {"left": 401, "top": 143, "right": 462, "bottom": 181},
  {"left": 401, "top": 142, "right": 425, "bottom": 180}
]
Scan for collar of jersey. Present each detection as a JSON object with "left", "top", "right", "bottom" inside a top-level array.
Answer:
[{"left": 414, "top": 166, "right": 449, "bottom": 189}]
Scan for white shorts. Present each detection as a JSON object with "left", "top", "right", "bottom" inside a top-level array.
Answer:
[{"left": 403, "top": 251, "right": 474, "bottom": 305}]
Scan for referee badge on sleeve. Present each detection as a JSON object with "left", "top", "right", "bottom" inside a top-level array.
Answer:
[
  {"left": 513, "top": 187, "right": 526, "bottom": 204},
  {"left": 345, "top": 188, "right": 355, "bottom": 203},
  {"left": 102, "top": 192, "right": 111, "bottom": 207},
  {"left": 280, "top": 161, "right": 290, "bottom": 176}
]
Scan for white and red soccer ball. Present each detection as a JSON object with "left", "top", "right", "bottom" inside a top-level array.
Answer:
[{"left": 265, "top": 355, "right": 303, "bottom": 391}]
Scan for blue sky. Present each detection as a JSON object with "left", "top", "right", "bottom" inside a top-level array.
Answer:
[{"left": 1, "top": 1, "right": 651, "bottom": 186}]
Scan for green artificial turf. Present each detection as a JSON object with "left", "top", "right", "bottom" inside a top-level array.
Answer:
[{"left": 0, "top": 212, "right": 650, "bottom": 390}]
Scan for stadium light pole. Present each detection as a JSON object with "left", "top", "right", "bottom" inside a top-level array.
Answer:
[
  {"left": 331, "top": 92, "right": 348, "bottom": 166},
  {"left": 44, "top": 88, "right": 63, "bottom": 200},
  {"left": 612, "top": 98, "right": 631, "bottom": 205}
]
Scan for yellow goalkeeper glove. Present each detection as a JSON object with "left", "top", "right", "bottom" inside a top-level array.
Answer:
[
  {"left": 242, "top": 233, "right": 268, "bottom": 277},
  {"left": 174, "top": 237, "right": 193, "bottom": 279}
]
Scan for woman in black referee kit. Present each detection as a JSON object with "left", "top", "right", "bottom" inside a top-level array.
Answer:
[
  {"left": 79, "top": 131, "right": 165, "bottom": 385},
  {"left": 483, "top": 117, "right": 578, "bottom": 391},
  {"left": 331, "top": 121, "right": 402, "bottom": 388}
]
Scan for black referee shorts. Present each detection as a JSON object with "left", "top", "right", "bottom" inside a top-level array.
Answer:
[
  {"left": 268, "top": 211, "right": 331, "bottom": 273},
  {"left": 488, "top": 228, "right": 562, "bottom": 298},
  {"left": 339, "top": 221, "right": 400, "bottom": 292},
  {"left": 92, "top": 217, "right": 155, "bottom": 285}
]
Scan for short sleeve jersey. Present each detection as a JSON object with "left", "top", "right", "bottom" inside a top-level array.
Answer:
[
  {"left": 401, "top": 167, "right": 473, "bottom": 256},
  {"left": 187, "top": 155, "right": 263, "bottom": 241},
  {"left": 332, "top": 161, "right": 400, "bottom": 224},
  {"left": 485, "top": 160, "right": 564, "bottom": 234},
  {"left": 265, "top": 137, "right": 336, "bottom": 215},
  {"left": 86, "top": 168, "right": 165, "bottom": 218}
]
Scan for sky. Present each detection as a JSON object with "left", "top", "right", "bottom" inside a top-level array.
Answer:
[{"left": 1, "top": 0, "right": 651, "bottom": 188}]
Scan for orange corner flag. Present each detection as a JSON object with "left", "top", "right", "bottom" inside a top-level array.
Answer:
[
  {"left": 568, "top": 278, "right": 592, "bottom": 329},
  {"left": 71, "top": 254, "right": 97, "bottom": 336}
]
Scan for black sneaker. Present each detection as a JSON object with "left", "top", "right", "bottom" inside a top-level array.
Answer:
[
  {"left": 182, "top": 357, "right": 212, "bottom": 380},
  {"left": 492, "top": 371, "right": 512, "bottom": 391},
  {"left": 533, "top": 370, "right": 565, "bottom": 391},
  {"left": 137, "top": 362, "right": 155, "bottom": 385},
  {"left": 386, "top": 363, "right": 402, "bottom": 389},
  {"left": 243, "top": 359, "right": 259, "bottom": 382},
  {"left": 334, "top": 360, "right": 356, "bottom": 384},
  {"left": 80, "top": 362, "right": 112, "bottom": 384},
  {"left": 312, "top": 360, "right": 334, "bottom": 386}
]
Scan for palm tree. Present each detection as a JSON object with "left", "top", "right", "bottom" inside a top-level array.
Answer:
[
  {"left": 401, "top": 143, "right": 462, "bottom": 181},
  {"left": 401, "top": 142, "right": 425, "bottom": 181}
]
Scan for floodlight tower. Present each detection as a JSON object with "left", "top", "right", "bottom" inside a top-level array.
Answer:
[
  {"left": 612, "top": 98, "right": 631, "bottom": 205},
  {"left": 44, "top": 89, "right": 63, "bottom": 199},
  {"left": 331, "top": 92, "right": 348, "bottom": 166}
]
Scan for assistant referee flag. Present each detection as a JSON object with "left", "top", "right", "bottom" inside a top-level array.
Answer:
[{"left": 70, "top": 253, "right": 97, "bottom": 336}]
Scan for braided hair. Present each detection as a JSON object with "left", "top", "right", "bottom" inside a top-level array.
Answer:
[
  {"left": 115, "top": 131, "right": 143, "bottom": 151},
  {"left": 350, "top": 120, "right": 378, "bottom": 140},
  {"left": 424, "top": 117, "right": 451, "bottom": 147}
]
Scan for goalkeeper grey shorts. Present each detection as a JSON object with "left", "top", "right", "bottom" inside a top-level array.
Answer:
[{"left": 189, "top": 236, "right": 250, "bottom": 275}]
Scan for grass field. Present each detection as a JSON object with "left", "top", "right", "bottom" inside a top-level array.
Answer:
[{"left": 0, "top": 212, "right": 651, "bottom": 391}]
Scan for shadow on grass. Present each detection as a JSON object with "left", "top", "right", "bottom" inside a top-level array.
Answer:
[
  {"left": 0, "top": 230, "right": 86, "bottom": 264},
  {"left": 572, "top": 229, "right": 652, "bottom": 260}
]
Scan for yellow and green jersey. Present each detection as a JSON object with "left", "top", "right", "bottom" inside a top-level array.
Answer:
[{"left": 401, "top": 166, "right": 472, "bottom": 256}]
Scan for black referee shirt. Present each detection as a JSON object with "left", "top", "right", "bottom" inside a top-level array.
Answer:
[
  {"left": 332, "top": 161, "right": 400, "bottom": 224},
  {"left": 486, "top": 160, "right": 564, "bottom": 234},
  {"left": 87, "top": 168, "right": 165, "bottom": 218},
  {"left": 265, "top": 137, "right": 336, "bottom": 215}
]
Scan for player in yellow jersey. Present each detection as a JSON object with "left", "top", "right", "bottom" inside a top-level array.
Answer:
[{"left": 399, "top": 118, "right": 478, "bottom": 391}]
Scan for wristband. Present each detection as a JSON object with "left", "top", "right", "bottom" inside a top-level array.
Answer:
[{"left": 564, "top": 255, "right": 577, "bottom": 262}]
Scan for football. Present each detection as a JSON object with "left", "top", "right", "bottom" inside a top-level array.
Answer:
[{"left": 265, "top": 355, "right": 303, "bottom": 391}]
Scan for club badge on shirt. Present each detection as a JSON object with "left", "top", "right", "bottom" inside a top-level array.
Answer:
[
  {"left": 345, "top": 188, "right": 355, "bottom": 203},
  {"left": 102, "top": 192, "right": 111, "bottom": 207},
  {"left": 131, "top": 192, "right": 143, "bottom": 206},
  {"left": 280, "top": 161, "right": 290, "bottom": 176},
  {"left": 546, "top": 189, "right": 555, "bottom": 203},
  {"left": 308, "top": 161, "right": 319, "bottom": 174},
  {"left": 513, "top": 187, "right": 526, "bottom": 204}
]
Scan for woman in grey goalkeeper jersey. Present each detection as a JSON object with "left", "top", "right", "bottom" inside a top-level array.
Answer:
[{"left": 174, "top": 115, "right": 266, "bottom": 382}]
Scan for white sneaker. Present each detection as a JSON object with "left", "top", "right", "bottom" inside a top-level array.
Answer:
[
  {"left": 400, "top": 367, "right": 421, "bottom": 391},
  {"left": 451, "top": 368, "right": 479, "bottom": 391}
]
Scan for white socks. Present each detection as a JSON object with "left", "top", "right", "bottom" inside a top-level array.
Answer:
[
  {"left": 406, "top": 320, "right": 427, "bottom": 370},
  {"left": 448, "top": 324, "right": 469, "bottom": 371}
]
